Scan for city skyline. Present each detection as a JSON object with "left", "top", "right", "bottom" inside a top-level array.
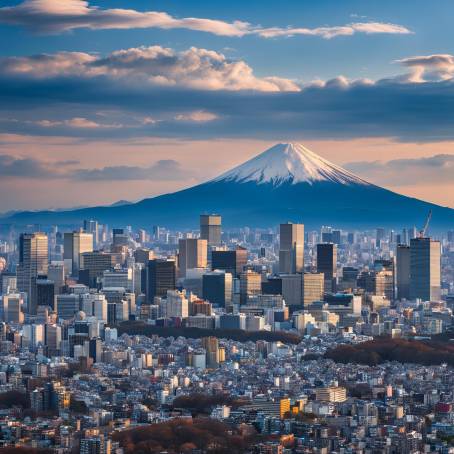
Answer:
[{"left": 1, "top": 0, "right": 454, "bottom": 211}]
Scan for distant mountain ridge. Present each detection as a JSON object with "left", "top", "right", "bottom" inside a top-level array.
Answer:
[{"left": 2, "top": 143, "right": 454, "bottom": 230}]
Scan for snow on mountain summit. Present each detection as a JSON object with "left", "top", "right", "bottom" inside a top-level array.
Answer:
[{"left": 214, "top": 142, "right": 370, "bottom": 186}]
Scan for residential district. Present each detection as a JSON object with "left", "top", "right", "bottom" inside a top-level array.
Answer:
[{"left": 0, "top": 215, "right": 454, "bottom": 453}]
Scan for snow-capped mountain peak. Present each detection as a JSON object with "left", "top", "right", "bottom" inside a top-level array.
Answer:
[{"left": 214, "top": 142, "right": 369, "bottom": 186}]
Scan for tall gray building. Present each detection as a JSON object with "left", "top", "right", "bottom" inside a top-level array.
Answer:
[
  {"left": 200, "top": 214, "right": 222, "bottom": 246},
  {"left": 396, "top": 245, "right": 410, "bottom": 300},
  {"left": 64, "top": 231, "right": 93, "bottom": 277},
  {"left": 317, "top": 243, "right": 338, "bottom": 293},
  {"left": 178, "top": 238, "right": 208, "bottom": 277},
  {"left": 279, "top": 222, "right": 304, "bottom": 274},
  {"left": 17, "top": 232, "right": 48, "bottom": 315},
  {"left": 410, "top": 237, "right": 441, "bottom": 301}
]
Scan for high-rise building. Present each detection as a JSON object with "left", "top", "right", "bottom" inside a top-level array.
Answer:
[
  {"left": 56, "top": 294, "right": 80, "bottom": 320},
  {"left": 201, "top": 336, "right": 220, "bottom": 368},
  {"left": 279, "top": 223, "right": 304, "bottom": 274},
  {"left": 80, "top": 252, "right": 113, "bottom": 288},
  {"left": 17, "top": 232, "right": 48, "bottom": 314},
  {"left": 410, "top": 237, "right": 441, "bottom": 301},
  {"left": 2, "top": 293, "right": 24, "bottom": 323},
  {"left": 373, "top": 259, "right": 395, "bottom": 301},
  {"left": 178, "top": 238, "right": 208, "bottom": 277},
  {"left": 112, "top": 228, "right": 129, "bottom": 248},
  {"left": 200, "top": 214, "right": 222, "bottom": 246},
  {"left": 396, "top": 245, "right": 411, "bottom": 300},
  {"left": 147, "top": 259, "right": 176, "bottom": 303},
  {"left": 83, "top": 220, "right": 99, "bottom": 246},
  {"left": 35, "top": 277, "right": 55, "bottom": 310},
  {"left": 240, "top": 269, "right": 262, "bottom": 305},
  {"left": 202, "top": 271, "right": 233, "bottom": 307},
  {"left": 317, "top": 243, "right": 337, "bottom": 293},
  {"left": 47, "top": 263, "right": 65, "bottom": 295},
  {"left": 64, "top": 231, "right": 93, "bottom": 277},
  {"left": 302, "top": 273, "right": 325, "bottom": 307},
  {"left": 211, "top": 247, "right": 247, "bottom": 278}
]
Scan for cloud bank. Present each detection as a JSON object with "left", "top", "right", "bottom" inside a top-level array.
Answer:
[
  {"left": 0, "top": 0, "right": 412, "bottom": 39},
  {"left": 345, "top": 154, "right": 454, "bottom": 185},
  {"left": 2, "top": 48, "right": 454, "bottom": 142}
]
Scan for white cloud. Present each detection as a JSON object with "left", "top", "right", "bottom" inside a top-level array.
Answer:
[
  {"left": 255, "top": 22, "right": 411, "bottom": 39},
  {"left": 0, "top": 46, "right": 301, "bottom": 92},
  {"left": 36, "top": 117, "right": 122, "bottom": 128},
  {"left": 0, "top": 0, "right": 412, "bottom": 40},
  {"left": 396, "top": 54, "right": 454, "bottom": 82},
  {"left": 174, "top": 111, "right": 219, "bottom": 122}
]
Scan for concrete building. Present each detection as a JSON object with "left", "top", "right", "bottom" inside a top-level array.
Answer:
[
  {"left": 410, "top": 237, "right": 441, "bottom": 301},
  {"left": 279, "top": 223, "right": 304, "bottom": 274}
]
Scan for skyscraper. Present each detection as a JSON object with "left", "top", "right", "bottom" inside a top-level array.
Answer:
[
  {"left": 410, "top": 237, "right": 441, "bottom": 301},
  {"left": 211, "top": 247, "right": 247, "bottom": 278},
  {"left": 200, "top": 214, "right": 222, "bottom": 246},
  {"left": 396, "top": 245, "right": 411, "bottom": 300},
  {"left": 64, "top": 231, "right": 93, "bottom": 277},
  {"left": 279, "top": 222, "right": 304, "bottom": 274},
  {"left": 239, "top": 269, "right": 262, "bottom": 305},
  {"left": 202, "top": 271, "right": 233, "bottom": 307},
  {"left": 83, "top": 220, "right": 99, "bottom": 246},
  {"left": 317, "top": 243, "right": 337, "bottom": 293},
  {"left": 302, "top": 272, "right": 325, "bottom": 307},
  {"left": 178, "top": 238, "right": 208, "bottom": 277},
  {"left": 147, "top": 259, "right": 176, "bottom": 303},
  {"left": 17, "top": 232, "right": 48, "bottom": 314}
]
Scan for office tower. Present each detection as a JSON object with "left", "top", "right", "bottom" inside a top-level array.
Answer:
[
  {"left": 302, "top": 273, "right": 324, "bottom": 307},
  {"left": 200, "top": 214, "right": 222, "bottom": 246},
  {"left": 1, "top": 273, "right": 17, "bottom": 295},
  {"left": 47, "top": 263, "right": 65, "bottom": 295},
  {"left": 35, "top": 277, "right": 55, "bottom": 310},
  {"left": 332, "top": 230, "right": 341, "bottom": 245},
  {"left": 2, "top": 293, "right": 24, "bottom": 323},
  {"left": 56, "top": 294, "right": 80, "bottom": 320},
  {"left": 376, "top": 228, "right": 386, "bottom": 243},
  {"left": 134, "top": 248, "right": 154, "bottom": 265},
  {"left": 261, "top": 275, "right": 302, "bottom": 307},
  {"left": 102, "top": 269, "right": 133, "bottom": 291},
  {"left": 317, "top": 243, "right": 338, "bottom": 293},
  {"left": 162, "top": 289, "right": 190, "bottom": 318},
  {"left": 211, "top": 247, "right": 247, "bottom": 278},
  {"left": 45, "top": 324, "right": 62, "bottom": 356},
  {"left": 279, "top": 223, "right": 304, "bottom": 274},
  {"left": 64, "top": 231, "right": 93, "bottom": 277},
  {"left": 202, "top": 271, "right": 233, "bottom": 307},
  {"left": 239, "top": 269, "right": 262, "bottom": 305},
  {"left": 410, "top": 237, "right": 441, "bottom": 301},
  {"left": 178, "top": 238, "right": 208, "bottom": 277},
  {"left": 83, "top": 220, "right": 99, "bottom": 246},
  {"left": 80, "top": 252, "right": 113, "bottom": 288},
  {"left": 201, "top": 336, "right": 220, "bottom": 368},
  {"left": 89, "top": 338, "right": 102, "bottom": 363},
  {"left": 321, "top": 226, "right": 333, "bottom": 243},
  {"left": 112, "top": 229, "right": 129, "bottom": 250},
  {"left": 147, "top": 259, "right": 176, "bottom": 303},
  {"left": 342, "top": 267, "right": 359, "bottom": 290},
  {"left": 374, "top": 259, "right": 395, "bottom": 301},
  {"left": 17, "top": 232, "right": 48, "bottom": 315}
]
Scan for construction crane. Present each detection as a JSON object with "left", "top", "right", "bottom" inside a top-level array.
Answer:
[{"left": 419, "top": 210, "right": 432, "bottom": 238}]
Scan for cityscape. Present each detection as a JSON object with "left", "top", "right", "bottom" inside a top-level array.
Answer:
[{"left": 2, "top": 0, "right": 454, "bottom": 453}]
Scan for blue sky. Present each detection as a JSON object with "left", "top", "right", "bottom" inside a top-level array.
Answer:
[{"left": 1, "top": 0, "right": 454, "bottom": 211}]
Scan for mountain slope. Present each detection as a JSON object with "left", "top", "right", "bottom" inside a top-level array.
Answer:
[{"left": 2, "top": 143, "right": 454, "bottom": 230}]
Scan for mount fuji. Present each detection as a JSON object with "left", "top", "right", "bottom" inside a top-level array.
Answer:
[{"left": 3, "top": 143, "right": 454, "bottom": 229}]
